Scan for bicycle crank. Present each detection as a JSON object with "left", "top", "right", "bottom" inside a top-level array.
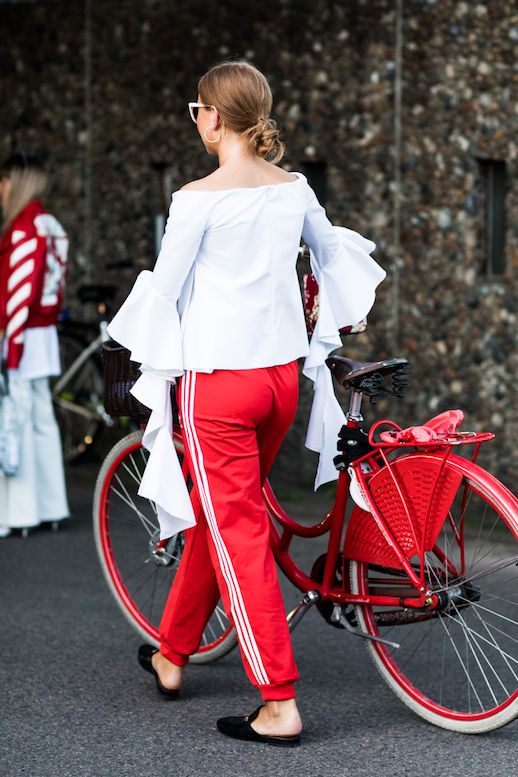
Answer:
[
  {"left": 331, "top": 605, "right": 400, "bottom": 649},
  {"left": 286, "top": 590, "right": 320, "bottom": 632}
]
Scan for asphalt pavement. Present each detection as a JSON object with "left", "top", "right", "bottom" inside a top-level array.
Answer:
[{"left": 1, "top": 455, "right": 517, "bottom": 777}]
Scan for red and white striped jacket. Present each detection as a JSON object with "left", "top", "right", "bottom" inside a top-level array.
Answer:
[{"left": 0, "top": 199, "right": 68, "bottom": 369}]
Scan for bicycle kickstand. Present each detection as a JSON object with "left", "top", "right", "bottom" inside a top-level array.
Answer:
[
  {"left": 331, "top": 606, "right": 400, "bottom": 650},
  {"left": 286, "top": 590, "right": 320, "bottom": 633}
]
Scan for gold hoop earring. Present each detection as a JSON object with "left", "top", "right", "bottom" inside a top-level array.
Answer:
[{"left": 204, "top": 128, "right": 221, "bottom": 144}]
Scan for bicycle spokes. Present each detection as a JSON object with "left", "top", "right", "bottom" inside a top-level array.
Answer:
[{"left": 350, "top": 467, "right": 518, "bottom": 730}]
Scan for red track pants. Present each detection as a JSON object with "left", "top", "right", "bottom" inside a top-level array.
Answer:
[{"left": 159, "top": 362, "right": 300, "bottom": 701}]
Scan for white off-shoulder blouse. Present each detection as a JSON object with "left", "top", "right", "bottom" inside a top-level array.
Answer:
[{"left": 108, "top": 172, "right": 386, "bottom": 539}]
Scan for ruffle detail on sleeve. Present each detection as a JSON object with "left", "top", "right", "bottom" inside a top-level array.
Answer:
[
  {"left": 305, "top": 364, "right": 350, "bottom": 488},
  {"left": 130, "top": 372, "right": 195, "bottom": 540},
  {"left": 303, "top": 226, "right": 386, "bottom": 490},
  {"left": 107, "top": 270, "right": 184, "bottom": 377}
]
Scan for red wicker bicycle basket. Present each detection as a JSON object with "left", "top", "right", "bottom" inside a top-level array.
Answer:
[
  {"left": 101, "top": 340, "right": 150, "bottom": 419},
  {"left": 345, "top": 453, "right": 463, "bottom": 568}
]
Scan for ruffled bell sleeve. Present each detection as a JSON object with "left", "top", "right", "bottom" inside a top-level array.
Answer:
[
  {"left": 107, "top": 193, "right": 211, "bottom": 539},
  {"left": 301, "top": 190, "right": 386, "bottom": 489}
]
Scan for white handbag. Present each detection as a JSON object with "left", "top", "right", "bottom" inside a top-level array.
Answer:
[{"left": 0, "top": 356, "right": 28, "bottom": 477}]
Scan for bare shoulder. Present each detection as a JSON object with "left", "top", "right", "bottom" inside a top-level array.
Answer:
[
  {"left": 263, "top": 163, "right": 299, "bottom": 184},
  {"left": 180, "top": 164, "right": 299, "bottom": 193},
  {"left": 180, "top": 175, "right": 214, "bottom": 192},
  {"left": 181, "top": 168, "right": 236, "bottom": 192}
]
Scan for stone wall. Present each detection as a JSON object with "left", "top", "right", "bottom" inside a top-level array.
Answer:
[
  {"left": 394, "top": 0, "right": 518, "bottom": 487},
  {"left": 0, "top": 0, "right": 516, "bottom": 488}
]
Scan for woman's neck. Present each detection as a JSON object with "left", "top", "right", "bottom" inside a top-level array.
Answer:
[{"left": 215, "top": 136, "right": 257, "bottom": 168}]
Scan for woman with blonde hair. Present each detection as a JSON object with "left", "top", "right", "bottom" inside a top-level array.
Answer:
[
  {"left": 109, "top": 61, "right": 385, "bottom": 745},
  {"left": 0, "top": 152, "right": 69, "bottom": 537}
]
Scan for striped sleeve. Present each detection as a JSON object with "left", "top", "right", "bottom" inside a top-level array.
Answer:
[{"left": 4, "top": 229, "right": 46, "bottom": 369}]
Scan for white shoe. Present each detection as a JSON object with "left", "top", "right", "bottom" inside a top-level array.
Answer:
[{"left": 0, "top": 526, "right": 12, "bottom": 538}]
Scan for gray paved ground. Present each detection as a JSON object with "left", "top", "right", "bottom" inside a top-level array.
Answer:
[{"left": 1, "top": 455, "right": 517, "bottom": 777}]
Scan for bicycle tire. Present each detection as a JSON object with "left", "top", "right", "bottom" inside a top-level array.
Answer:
[
  {"left": 349, "top": 453, "right": 518, "bottom": 733},
  {"left": 93, "top": 429, "right": 238, "bottom": 664},
  {"left": 52, "top": 329, "right": 105, "bottom": 462}
]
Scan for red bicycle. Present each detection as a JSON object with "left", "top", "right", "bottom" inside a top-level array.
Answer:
[{"left": 93, "top": 354, "right": 518, "bottom": 734}]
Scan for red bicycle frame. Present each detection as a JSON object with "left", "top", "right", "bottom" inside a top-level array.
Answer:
[
  {"left": 265, "top": 469, "right": 433, "bottom": 609},
  {"left": 263, "top": 397, "right": 505, "bottom": 614}
]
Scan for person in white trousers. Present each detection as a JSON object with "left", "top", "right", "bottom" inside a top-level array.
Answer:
[{"left": 0, "top": 153, "right": 69, "bottom": 537}]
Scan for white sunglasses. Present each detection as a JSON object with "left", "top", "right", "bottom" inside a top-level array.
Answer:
[{"left": 188, "top": 102, "right": 215, "bottom": 123}]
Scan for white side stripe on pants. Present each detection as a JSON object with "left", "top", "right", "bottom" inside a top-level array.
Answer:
[{"left": 180, "top": 371, "right": 270, "bottom": 687}]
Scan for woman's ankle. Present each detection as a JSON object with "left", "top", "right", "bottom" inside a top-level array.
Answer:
[
  {"left": 253, "top": 700, "right": 302, "bottom": 736},
  {"left": 158, "top": 645, "right": 189, "bottom": 668},
  {"left": 156, "top": 651, "right": 182, "bottom": 669},
  {"left": 264, "top": 699, "right": 298, "bottom": 717},
  {"left": 152, "top": 652, "right": 184, "bottom": 689}
]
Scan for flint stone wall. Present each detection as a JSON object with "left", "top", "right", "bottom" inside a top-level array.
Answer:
[{"left": 0, "top": 0, "right": 516, "bottom": 489}]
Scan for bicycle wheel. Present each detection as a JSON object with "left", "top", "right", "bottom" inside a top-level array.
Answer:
[
  {"left": 52, "top": 329, "right": 104, "bottom": 462},
  {"left": 93, "top": 429, "right": 237, "bottom": 663},
  {"left": 349, "top": 454, "right": 518, "bottom": 733}
]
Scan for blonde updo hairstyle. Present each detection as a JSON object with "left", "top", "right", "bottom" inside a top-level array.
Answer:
[{"left": 198, "top": 62, "right": 285, "bottom": 164}]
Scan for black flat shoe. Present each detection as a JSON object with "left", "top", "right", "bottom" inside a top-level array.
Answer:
[
  {"left": 216, "top": 706, "right": 301, "bottom": 747},
  {"left": 137, "top": 644, "right": 180, "bottom": 700}
]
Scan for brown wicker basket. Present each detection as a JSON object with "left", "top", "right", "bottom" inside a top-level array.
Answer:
[{"left": 102, "top": 340, "right": 150, "bottom": 418}]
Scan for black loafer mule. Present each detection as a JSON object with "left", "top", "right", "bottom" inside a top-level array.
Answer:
[
  {"left": 137, "top": 644, "right": 180, "bottom": 700},
  {"left": 216, "top": 706, "right": 301, "bottom": 747}
]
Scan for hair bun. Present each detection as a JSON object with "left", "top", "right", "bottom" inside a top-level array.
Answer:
[{"left": 245, "top": 116, "right": 285, "bottom": 164}]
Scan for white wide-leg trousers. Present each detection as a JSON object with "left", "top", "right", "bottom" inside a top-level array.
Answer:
[{"left": 0, "top": 376, "right": 69, "bottom": 530}]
